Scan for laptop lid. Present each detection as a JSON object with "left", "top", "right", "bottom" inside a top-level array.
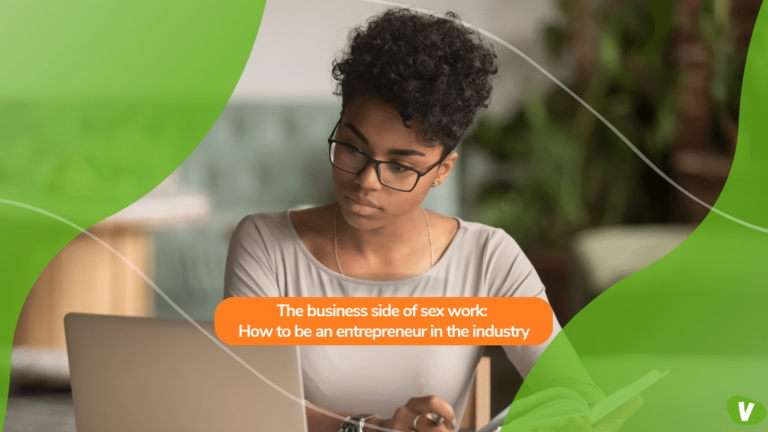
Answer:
[{"left": 64, "top": 313, "right": 307, "bottom": 432}]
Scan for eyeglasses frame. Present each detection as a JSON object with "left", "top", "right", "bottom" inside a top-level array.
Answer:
[{"left": 327, "top": 118, "right": 451, "bottom": 192}]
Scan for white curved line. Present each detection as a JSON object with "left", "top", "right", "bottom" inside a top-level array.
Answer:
[{"left": 361, "top": 0, "right": 768, "bottom": 234}]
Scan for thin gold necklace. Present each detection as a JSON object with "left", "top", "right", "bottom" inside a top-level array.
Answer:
[{"left": 333, "top": 203, "right": 433, "bottom": 278}]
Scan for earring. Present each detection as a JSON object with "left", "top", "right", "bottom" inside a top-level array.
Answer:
[{"left": 432, "top": 182, "right": 439, "bottom": 187}]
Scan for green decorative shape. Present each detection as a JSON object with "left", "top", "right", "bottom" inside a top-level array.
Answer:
[
  {"left": 503, "top": 3, "right": 768, "bottom": 432},
  {"left": 0, "top": 0, "right": 266, "bottom": 427},
  {"left": 727, "top": 396, "right": 766, "bottom": 425}
]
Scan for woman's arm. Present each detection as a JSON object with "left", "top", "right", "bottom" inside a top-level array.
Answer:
[
  {"left": 223, "top": 214, "right": 281, "bottom": 299},
  {"left": 305, "top": 402, "right": 355, "bottom": 432},
  {"left": 483, "top": 228, "right": 644, "bottom": 430},
  {"left": 306, "top": 396, "right": 458, "bottom": 432},
  {"left": 502, "top": 296, "right": 606, "bottom": 405},
  {"left": 483, "top": 228, "right": 606, "bottom": 404}
]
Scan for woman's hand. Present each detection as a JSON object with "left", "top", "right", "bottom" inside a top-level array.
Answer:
[
  {"left": 365, "top": 395, "right": 457, "bottom": 432},
  {"left": 535, "top": 395, "right": 644, "bottom": 432}
]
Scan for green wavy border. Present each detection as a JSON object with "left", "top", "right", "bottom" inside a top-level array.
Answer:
[{"left": 0, "top": 0, "right": 266, "bottom": 427}]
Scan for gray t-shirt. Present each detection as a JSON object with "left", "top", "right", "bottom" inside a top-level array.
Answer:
[{"left": 223, "top": 209, "right": 602, "bottom": 426}]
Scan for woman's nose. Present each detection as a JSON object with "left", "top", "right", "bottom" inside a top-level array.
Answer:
[{"left": 355, "top": 162, "right": 382, "bottom": 190}]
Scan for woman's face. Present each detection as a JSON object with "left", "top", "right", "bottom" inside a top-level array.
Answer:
[{"left": 331, "top": 93, "right": 457, "bottom": 230}]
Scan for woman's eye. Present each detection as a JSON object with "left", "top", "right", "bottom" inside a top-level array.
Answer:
[
  {"left": 387, "top": 163, "right": 409, "bottom": 173},
  {"left": 345, "top": 144, "right": 365, "bottom": 154},
  {"left": 341, "top": 144, "right": 364, "bottom": 155}
]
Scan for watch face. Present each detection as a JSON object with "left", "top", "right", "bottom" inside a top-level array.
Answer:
[{"left": 339, "top": 422, "right": 357, "bottom": 432}]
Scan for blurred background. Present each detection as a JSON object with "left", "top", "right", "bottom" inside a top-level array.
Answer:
[{"left": 6, "top": 0, "right": 762, "bottom": 430}]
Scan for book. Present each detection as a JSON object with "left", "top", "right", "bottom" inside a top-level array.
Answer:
[{"left": 477, "top": 369, "right": 668, "bottom": 432}]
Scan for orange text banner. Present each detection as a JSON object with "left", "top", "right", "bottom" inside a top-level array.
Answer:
[{"left": 215, "top": 297, "right": 552, "bottom": 345}]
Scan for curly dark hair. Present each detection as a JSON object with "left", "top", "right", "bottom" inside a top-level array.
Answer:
[{"left": 332, "top": 7, "right": 498, "bottom": 155}]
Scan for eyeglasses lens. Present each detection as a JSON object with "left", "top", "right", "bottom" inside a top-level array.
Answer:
[{"left": 330, "top": 142, "right": 418, "bottom": 191}]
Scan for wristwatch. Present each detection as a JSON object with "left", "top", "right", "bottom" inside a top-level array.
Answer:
[{"left": 338, "top": 414, "right": 375, "bottom": 432}]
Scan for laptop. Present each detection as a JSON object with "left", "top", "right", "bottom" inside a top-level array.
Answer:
[{"left": 64, "top": 313, "right": 308, "bottom": 432}]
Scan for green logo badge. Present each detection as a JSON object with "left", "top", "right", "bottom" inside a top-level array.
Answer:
[{"left": 727, "top": 396, "right": 766, "bottom": 425}]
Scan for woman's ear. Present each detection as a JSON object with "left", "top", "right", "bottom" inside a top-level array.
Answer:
[{"left": 431, "top": 152, "right": 458, "bottom": 187}]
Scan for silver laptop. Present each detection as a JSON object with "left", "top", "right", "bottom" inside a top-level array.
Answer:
[{"left": 64, "top": 313, "right": 308, "bottom": 432}]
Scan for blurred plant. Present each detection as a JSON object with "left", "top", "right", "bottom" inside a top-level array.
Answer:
[
  {"left": 463, "top": 0, "right": 745, "bottom": 249},
  {"left": 703, "top": 0, "right": 748, "bottom": 152}
]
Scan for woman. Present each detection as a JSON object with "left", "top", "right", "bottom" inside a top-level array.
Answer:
[{"left": 224, "top": 7, "right": 641, "bottom": 432}]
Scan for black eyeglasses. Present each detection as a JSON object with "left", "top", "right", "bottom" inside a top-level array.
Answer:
[{"left": 327, "top": 118, "right": 450, "bottom": 192}]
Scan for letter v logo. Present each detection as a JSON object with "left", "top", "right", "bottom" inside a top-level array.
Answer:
[
  {"left": 727, "top": 396, "right": 766, "bottom": 425},
  {"left": 740, "top": 402, "right": 755, "bottom": 421}
]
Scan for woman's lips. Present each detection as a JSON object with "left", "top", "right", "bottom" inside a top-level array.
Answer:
[{"left": 345, "top": 195, "right": 381, "bottom": 216}]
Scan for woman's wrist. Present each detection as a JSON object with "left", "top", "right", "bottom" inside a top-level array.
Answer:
[{"left": 362, "top": 415, "right": 386, "bottom": 432}]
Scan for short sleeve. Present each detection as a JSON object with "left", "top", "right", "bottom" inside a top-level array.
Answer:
[
  {"left": 484, "top": 228, "right": 606, "bottom": 405},
  {"left": 484, "top": 228, "right": 545, "bottom": 299},
  {"left": 223, "top": 215, "right": 281, "bottom": 299}
]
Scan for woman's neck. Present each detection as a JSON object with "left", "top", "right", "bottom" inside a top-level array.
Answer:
[{"left": 335, "top": 204, "right": 428, "bottom": 262}]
